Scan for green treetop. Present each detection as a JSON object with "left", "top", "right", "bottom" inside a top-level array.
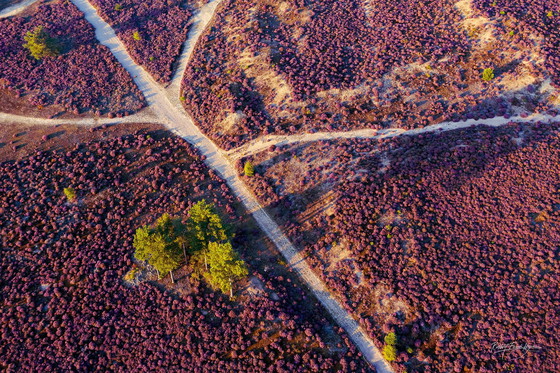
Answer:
[
  {"left": 133, "top": 214, "right": 184, "bottom": 282},
  {"left": 23, "top": 26, "right": 60, "bottom": 60},
  {"left": 204, "top": 241, "right": 248, "bottom": 297},
  {"left": 63, "top": 187, "right": 76, "bottom": 202},
  {"left": 187, "top": 200, "right": 228, "bottom": 253},
  {"left": 482, "top": 67, "right": 495, "bottom": 81},
  {"left": 244, "top": 161, "right": 255, "bottom": 177}
]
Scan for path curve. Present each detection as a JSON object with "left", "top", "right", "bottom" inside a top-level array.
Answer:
[
  {"left": 0, "top": 0, "right": 38, "bottom": 18},
  {"left": 0, "top": 111, "right": 160, "bottom": 126},
  {"left": 228, "top": 112, "right": 559, "bottom": 159},
  {"left": 68, "top": 0, "right": 393, "bottom": 371}
]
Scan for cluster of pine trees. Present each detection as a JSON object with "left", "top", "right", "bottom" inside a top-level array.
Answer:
[{"left": 133, "top": 200, "right": 248, "bottom": 296}]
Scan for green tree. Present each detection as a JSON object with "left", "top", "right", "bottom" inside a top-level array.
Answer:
[
  {"left": 133, "top": 214, "right": 184, "bottom": 283},
  {"left": 187, "top": 200, "right": 228, "bottom": 269},
  {"left": 382, "top": 344, "right": 397, "bottom": 361},
  {"left": 482, "top": 67, "right": 495, "bottom": 81},
  {"left": 132, "top": 31, "right": 142, "bottom": 41},
  {"left": 244, "top": 160, "right": 255, "bottom": 177},
  {"left": 63, "top": 187, "right": 76, "bottom": 202},
  {"left": 23, "top": 26, "right": 60, "bottom": 60},
  {"left": 204, "top": 241, "right": 248, "bottom": 297},
  {"left": 384, "top": 332, "right": 397, "bottom": 346},
  {"left": 382, "top": 331, "right": 398, "bottom": 361}
]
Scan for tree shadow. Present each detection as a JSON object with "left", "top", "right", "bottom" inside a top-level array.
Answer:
[{"left": 46, "top": 130, "right": 65, "bottom": 139}]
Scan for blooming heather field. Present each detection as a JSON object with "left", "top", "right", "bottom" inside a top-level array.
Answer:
[
  {"left": 182, "top": 0, "right": 560, "bottom": 149},
  {"left": 243, "top": 122, "right": 559, "bottom": 372},
  {"left": 0, "top": 0, "right": 145, "bottom": 116},
  {"left": 0, "top": 124, "right": 372, "bottom": 372}
]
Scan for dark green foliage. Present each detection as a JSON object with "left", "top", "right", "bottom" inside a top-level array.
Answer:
[
  {"left": 244, "top": 161, "right": 255, "bottom": 177},
  {"left": 133, "top": 213, "right": 184, "bottom": 281},
  {"left": 63, "top": 187, "right": 76, "bottom": 202},
  {"left": 23, "top": 26, "right": 60, "bottom": 60},
  {"left": 482, "top": 67, "right": 495, "bottom": 81}
]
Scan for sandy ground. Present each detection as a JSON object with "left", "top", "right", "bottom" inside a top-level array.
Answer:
[
  {"left": 0, "top": 0, "right": 37, "bottom": 18},
  {"left": 228, "top": 112, "right": 559, "bottom": 160}
]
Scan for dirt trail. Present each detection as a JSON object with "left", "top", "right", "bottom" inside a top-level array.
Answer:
[
  {"left": 67, "top": 0, "right": 393, "bottom": 371},
  {"left": 0, "top": 0, "right": 38, "bottom": 18},
  {"left": 0, "top": 111, "right": 159, "bottom": 126},
  {"left": 167, "top": 0, "right": 224, "bottom": 93},
  {"left": 228, "top": 113, "right": 559, "bottom": 159}
]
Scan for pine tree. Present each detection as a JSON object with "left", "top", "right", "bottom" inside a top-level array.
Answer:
[
  {"left": 63, "top": 187, "right": 76, "bottom": 202},
  {"left": 23, "top": 26, "right": 60, "bottom": 60},
  {"left": 187, "top": 200, "right": 228, "bottom": 269},
  {"left": 244, "top": 161, "right": 255, "bottom": 177},
  {"left": 133, "top": 214, "right": 183, "bottom": 283},
  {"left": 204, "top": 241, "right": 248, "bottom": 297}
]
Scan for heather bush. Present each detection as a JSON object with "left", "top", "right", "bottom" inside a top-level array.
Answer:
[
  {"left": 245, "top": 122, "right": 560, "bottom": 372},
  {"left": 183, "top": 0, "right": 560, "bottom": 149},
  {"left": 88, "top": 0, "right": 196, "bottom": 83}
]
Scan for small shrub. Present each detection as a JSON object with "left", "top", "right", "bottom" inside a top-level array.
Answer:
[
  {"left": 132, "top": 31, "right": 142, "bottom": 41},
  {"left": 382, "top": 345, "right": 397, "bottom": 361},
  {"left": 384, "top": 332, "right": 397, "bottom": 345},
  {"left": 244, "top": 161, "right": 255, "bottom": 177},
  {"left": 63, "top": 187, "right": 76, "bottom": 202},
  {"left": 114, "top": 4, "right": 123, "bottom": 11},
  {"left": 179, "top": 96, "right": 186, "bottom": 102},
  {"left": 124, "top": 267, "right": 139, "bottom": 282},
  {"left": 149, "top": 56, "right": 155, "bottom": 61},
  {"left": 482, "top": 68, "right": 495, "bottom": 81},
  {"left": 23, "top": 26, "right": 60, "bottom": 60}
]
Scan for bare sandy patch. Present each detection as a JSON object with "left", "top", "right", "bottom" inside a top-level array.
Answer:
[
  {"left": 217, "top": 110, "right": 247, "bottom": 135},
  {"left": 455, "top": 0, "right": 496, "bottom": 45},
  {"left": 238, "top": 49, "right": 293, "bottom": 107},
  {"left": 372, "top": 283, "right": 413, "bottom": 321}
]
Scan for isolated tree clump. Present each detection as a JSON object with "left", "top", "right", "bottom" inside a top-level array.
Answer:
[
  {"left": 63, "top": 187, "right": 76, "bottom": 202},
  {"left": 23, "top": 26, "right": 60, "bottom": 60},
  {"left": 132, "top": 201, "right": 248, "bottom": 294}
]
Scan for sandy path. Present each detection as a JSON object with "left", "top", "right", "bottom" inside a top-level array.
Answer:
[
  {"left": 0, "top": 111, "right": 160, "bottom": 126},
  {"left": 228, "top": 113, "right": 559, "bottom": 159},
  {"left": 167, "top": 0, "right": 224, "bottom": 93},
  {"left": 68, "top": 0, "right": 393, "bottom": 371},
  {"left": 0, "top": 0, "right": 38, "bottom": 18}
]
